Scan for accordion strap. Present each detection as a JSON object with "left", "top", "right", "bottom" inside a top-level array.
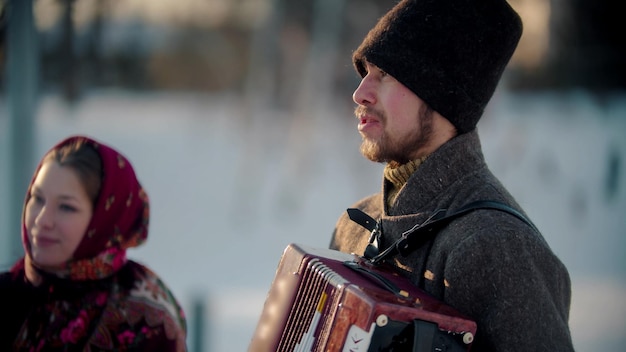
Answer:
[{"left": 348, "top": 200, "right": 538, "bottom": 265}]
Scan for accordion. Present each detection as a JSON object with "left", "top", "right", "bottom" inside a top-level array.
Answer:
[{"left": 249, "top": 243, "right": 477, "bottom": 352}]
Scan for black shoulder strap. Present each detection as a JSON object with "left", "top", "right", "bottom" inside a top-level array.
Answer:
[
  {"left": 347, "top": 200, "right": 537, "bottom": 265},
  {"left": 442, "top": 200, "right": 538, "bottom": 233}
]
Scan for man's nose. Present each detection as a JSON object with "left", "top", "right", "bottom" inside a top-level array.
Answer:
[{"left": 353, "top": 76, "right": 376, "bottom": 106}]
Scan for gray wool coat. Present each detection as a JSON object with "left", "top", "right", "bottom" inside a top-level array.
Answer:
[{"left": 330, "top": 130, "right": 574, "bottom": 351}]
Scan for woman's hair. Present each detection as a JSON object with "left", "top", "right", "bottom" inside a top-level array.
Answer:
[{"left": 41, "top": 139, "right": 103, "bottom": 205}]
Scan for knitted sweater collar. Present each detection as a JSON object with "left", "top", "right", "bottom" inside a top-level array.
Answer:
[
  {"left": 384, "top": 157, "right": 427, "bottom": 189},
  {"left": 382, "top": 129, "right": 487, "bottom": 215}
]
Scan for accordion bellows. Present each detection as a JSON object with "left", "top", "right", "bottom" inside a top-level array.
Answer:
[{"left": 249, "top": 243, "right": 477, "bottom": 352}]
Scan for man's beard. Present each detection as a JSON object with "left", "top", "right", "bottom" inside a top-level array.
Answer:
[{"left": 359, "top": 105, "right": 434, "bottom": 165}]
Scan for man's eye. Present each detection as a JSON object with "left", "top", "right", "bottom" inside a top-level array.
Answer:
[{"left": 379, "top": 69, "right": 388, "bottom": 77}]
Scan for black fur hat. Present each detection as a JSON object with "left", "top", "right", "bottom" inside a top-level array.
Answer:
[{"left": 353, "top": 0, "right": 523, "bottom": 133}]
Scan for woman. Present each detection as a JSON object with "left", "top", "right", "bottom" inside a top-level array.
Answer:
[{"left": 0, "top": 135, "right": 187, "bottom": 351}]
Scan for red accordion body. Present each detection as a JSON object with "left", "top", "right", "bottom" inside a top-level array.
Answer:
[{"left": 249, "top": 243, "right": 477, "bottom": 352}]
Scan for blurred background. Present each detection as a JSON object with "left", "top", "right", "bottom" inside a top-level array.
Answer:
[{"left": 0, "top": 0, "right": 624, "bottom": 351}]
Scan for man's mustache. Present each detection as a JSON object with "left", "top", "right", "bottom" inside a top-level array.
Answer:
[{"left": 354, "top": 106, "right": 384, "bottom": 121}]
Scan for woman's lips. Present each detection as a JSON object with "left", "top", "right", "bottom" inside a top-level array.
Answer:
[{"left": 32, "top": 236, "right": 59, "bottom": 247}]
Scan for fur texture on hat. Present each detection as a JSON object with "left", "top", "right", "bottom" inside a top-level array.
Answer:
[{"left": 353, "top": 0, "right": 522, "bottom": 133}]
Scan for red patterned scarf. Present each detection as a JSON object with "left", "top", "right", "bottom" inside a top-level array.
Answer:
[
  {"left": 9, "top": 136, "right": 182, "bottom": 351},
  {"left": 20, "top": 135, "right": 149, "bottom": 280}
]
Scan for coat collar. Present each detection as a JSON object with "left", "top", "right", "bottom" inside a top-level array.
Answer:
[
  {"left": 384, "top": 129, "right": 486, "bottom": 216},
  {"left": 378, "top": 130, "right": 487, "bottom": 243}
]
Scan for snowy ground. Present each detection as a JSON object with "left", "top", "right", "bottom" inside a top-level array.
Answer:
[{"left": 1, "top": 90, "right": 625, "bottom": 351}]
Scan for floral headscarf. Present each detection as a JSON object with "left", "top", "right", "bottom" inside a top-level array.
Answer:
[
  {"left": 20, "top": 135, "right": 149, "bottom": 280},
  {"left": 9, "top": 136, "right": 185, "bottom": 351}
]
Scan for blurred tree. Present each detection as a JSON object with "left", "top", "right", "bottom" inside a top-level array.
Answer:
[
  {"left": 83, "top": 0, "right": 105, "bottom": 88},
  {"left": 28, "top": 0, "right": 625, "bottom": 99},
  {"left": 59, "top": 0, "right": 78, "bottom": 102},
  {"left": 511, "top": 0, "right": 626, "bottom": 92},
  {"left": 552, "top": 0, "right": 625, "bottom": 91},
  {"left": 0, "top": 0, "right": 6, "bottom": 88}
]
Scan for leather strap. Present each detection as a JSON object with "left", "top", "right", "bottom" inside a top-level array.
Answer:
[
  {"left": 347, "top": 208, "right": 377, "bottom": 232},
  {"left": 348, "top": 200, "right": 538, "bottom": 265},
  {"left": 347, "top": 208, "right": 382, "bottom": 259}
]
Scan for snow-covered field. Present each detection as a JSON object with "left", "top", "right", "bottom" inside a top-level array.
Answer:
[{"left": 1, "top": 90, "right": 624, "bottom": 351}]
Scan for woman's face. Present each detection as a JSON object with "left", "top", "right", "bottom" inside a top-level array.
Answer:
[{"left": 25, "top": 161, "right": 93, "bottom": 269}]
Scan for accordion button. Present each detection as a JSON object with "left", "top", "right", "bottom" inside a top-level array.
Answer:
[
  {"left": 463, "top": 332, "right": 474, "bottom": 344},
  {"left": 375, "top": 314, "right": 388, "bottom": 327}
]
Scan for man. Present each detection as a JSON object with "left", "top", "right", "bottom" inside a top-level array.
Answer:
[{"left": 329, "top": 0, "right": 574, "bottom": 350}]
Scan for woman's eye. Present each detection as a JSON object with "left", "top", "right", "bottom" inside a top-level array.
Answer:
[
  {"left": 60, "top": 204, "right": 77, "bottom": 212},
  {"left": 32, "top": 195, "right": 44, "bottom": 204}
]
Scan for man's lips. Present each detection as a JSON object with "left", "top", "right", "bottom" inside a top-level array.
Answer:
[{"left": 358, "top": 115, "right": 381, "bottom": 132}]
